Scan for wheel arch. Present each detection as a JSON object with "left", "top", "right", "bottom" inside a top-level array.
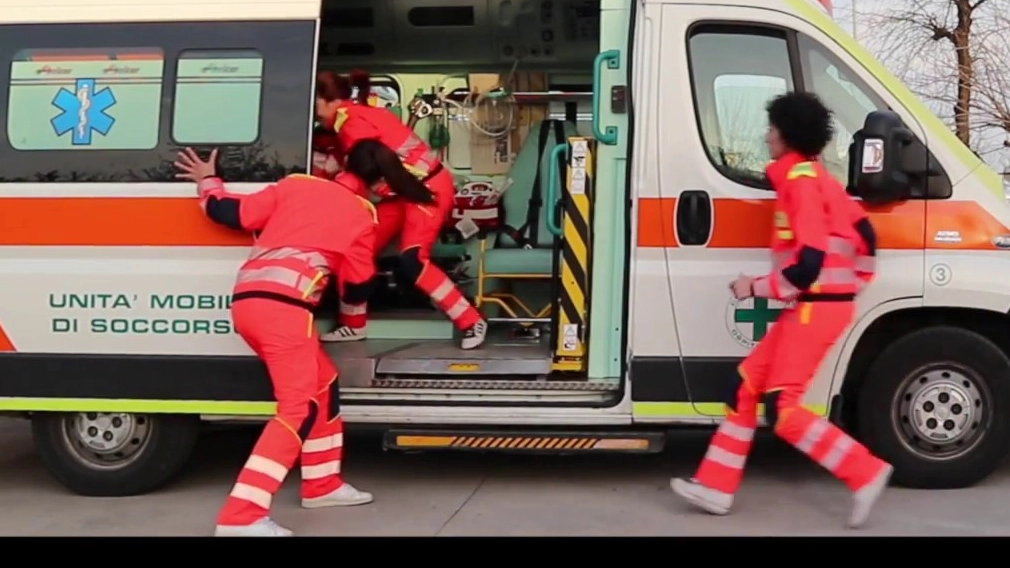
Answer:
[{"left": 833, "top": 303, "right": 1010, "bottom": 428}]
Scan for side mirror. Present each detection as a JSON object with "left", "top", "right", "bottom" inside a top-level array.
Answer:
[{"left": 847, "top": 110, "right": 914, "bottom": 205}]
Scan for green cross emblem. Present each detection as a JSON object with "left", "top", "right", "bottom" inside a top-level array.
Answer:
[{"left": 734, "top": 298, "right": 782, "bottom": 341}]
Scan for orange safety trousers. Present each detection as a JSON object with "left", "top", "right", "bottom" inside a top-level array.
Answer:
[
  {"left": 356, "top": 167, "right": 482, "bottom": 331},
  {"left": 694, "top": 301, "right": 887, "bottom": 497},
  {"left": 217, "top": 299, "right": 347, "bottom": 527}
]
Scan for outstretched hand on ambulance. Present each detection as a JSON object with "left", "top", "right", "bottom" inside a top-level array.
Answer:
[{"left": 174, "top": 147, "right": 218, "bottom": 185}]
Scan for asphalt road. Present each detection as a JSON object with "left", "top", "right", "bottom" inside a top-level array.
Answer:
[{"left": 2, "top": 417, "right": 1010, "bottom": 536}]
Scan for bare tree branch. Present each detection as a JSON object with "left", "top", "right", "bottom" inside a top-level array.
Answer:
[{"left": 851, "top": 0, "right": 1009, "bottom": 168}]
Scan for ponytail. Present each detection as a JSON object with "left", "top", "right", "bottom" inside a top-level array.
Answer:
[
  {"left": 349, "top": 69, "right": 371, "bottom": 105},
  {"left": 345, "top": 140, "right": 435, "bottom": 204}
]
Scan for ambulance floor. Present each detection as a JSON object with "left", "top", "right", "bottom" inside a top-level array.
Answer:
[{"left": 1, "top": 418, "right": 1009, "bottom": 536}]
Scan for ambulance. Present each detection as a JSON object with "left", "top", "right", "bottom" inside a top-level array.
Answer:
[{"left": 1, "top": 0, "right": 1009, "bottom": 498}]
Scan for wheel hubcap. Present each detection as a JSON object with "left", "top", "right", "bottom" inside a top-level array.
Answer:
[
  {"left": 61, "top": 412, "right": 153, "bottom": 470},
  {"left": 894, "top": 366, "right": 988, "bottom": 461}
]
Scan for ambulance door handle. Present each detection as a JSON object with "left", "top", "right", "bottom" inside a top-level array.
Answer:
[{"left": 675, "top": 190, "right": 712, "bottom": 246}]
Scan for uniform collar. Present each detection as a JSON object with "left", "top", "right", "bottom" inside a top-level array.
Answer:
[{"left": 765, "top": 151, "right": 812, "bottom": 186}]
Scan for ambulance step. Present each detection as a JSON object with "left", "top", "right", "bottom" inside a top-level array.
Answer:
[
  {"left": 375, "top": 340, "right": 551, "bottom": 376},
  {"left": 384, "top": 429, "right": 666, "bottom": 453},
  {"left": 369, "top": 377, "right": 619, "bottom": 390}
]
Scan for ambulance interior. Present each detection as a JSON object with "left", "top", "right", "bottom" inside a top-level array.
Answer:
[{"left": 311, "top": 0, "right": 612, "bottom": 392}]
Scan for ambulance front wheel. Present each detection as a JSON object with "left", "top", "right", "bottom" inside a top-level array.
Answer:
[
  {"left": 856, "top": 326, "right": 1010, "bottom": 489},
  {"left": 31, "top": 412, "right": 199, "bottom": 497}
]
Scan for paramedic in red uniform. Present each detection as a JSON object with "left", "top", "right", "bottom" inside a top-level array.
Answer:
[
  {"left": 671, "top": 92, "right": 893, "bottom": 528},
  {"left": 314, "top": 70, "right": 488, "bottom": 350},
  {"left": 174, "top": 147, "right": 394, "bottom": 537}
]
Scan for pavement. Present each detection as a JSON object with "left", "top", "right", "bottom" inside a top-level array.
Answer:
[{"left": 2, "top": 417, "right": 1010, "bottom": 536}]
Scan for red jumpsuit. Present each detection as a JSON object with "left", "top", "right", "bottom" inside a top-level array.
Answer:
[
  {"left": 692, "top": 152, "right": 888, "bottom": 499},
  {"left": 199, "top": 173, "right": 377, "bottom": 528},
  {"left": 327, "top": 101, "right": 483, "bottom": 334}
]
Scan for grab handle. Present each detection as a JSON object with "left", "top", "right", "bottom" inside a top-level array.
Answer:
[
  {"left": 546, "top": 144, "right": 569, "bottom": 237},
  {"left": 592, "top": 49, "right": 621, "bottom": 145}
]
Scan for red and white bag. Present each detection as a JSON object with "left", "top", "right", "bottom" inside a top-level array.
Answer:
[{"left": 450, "top": 179, "right": 511, "bottom": 239}]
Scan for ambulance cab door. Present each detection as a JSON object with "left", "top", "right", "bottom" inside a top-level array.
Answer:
[
  {"left": 656, "top": 5, "right": 927, "bottom": 417},
  {"left": 653, "top": 4, "right": 797, "bottom": 416}
]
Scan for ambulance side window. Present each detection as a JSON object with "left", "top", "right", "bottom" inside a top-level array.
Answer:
[
  {"left": 0, "top": 21, "right": 314, "bottom": 183},
  {"left": 796, "top": 34, "right": 951, "bottom": 198},
  {"left": 795, "top": 35, "right": 884, "bottom": 186},
  {"left": 687, "top": 25, "right": 794, "bottom": 188},
  {"left": 171, "top": 49, "right": 265, "bottom": 145}
]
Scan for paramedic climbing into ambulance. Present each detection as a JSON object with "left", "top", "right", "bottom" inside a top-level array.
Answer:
[
  {"left": 670, "top": 92, "right": 893, "bottom": 529},
  {"left": 174, "top": 147, "right": 380, "bottom": 537},
  {"left": 315, "top": 70, "right": 489, "bottom": 350}
]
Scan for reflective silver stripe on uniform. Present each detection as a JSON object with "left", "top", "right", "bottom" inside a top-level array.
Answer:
[
  {"left": 854, "top": 255, "right": 876, "bottom": 273},
  {"left": 238, "top": 267, "right": 322, "bottom": 298},
  {"left": 244, "top": 455, "right": 289, "bottom": 482},
  {"left": 446, "top": 298, "right": 470, "bottom": 320},
  {"left": 229, "top": 482, "right": 273, "bottom": 509},
  {"left": 815, "top": 266, "right": 859, "bottom": 285},
  {"left": 339, "top": 301, "right": 367, "bottom": 316},
  {"left": 249, "top": 246, "right": 328, "bottom": 269},
  {"left": 238, "top": 266, "right": 303, "bottom": 288},
  {"left": 704, "top": 445, "right": 747, "bottom": 469},
  {"left": 827, "top": 236, "right": 857, "bottom": 257},
  {"left": 395, "top": 136, "right": 432, "bottom": 176},
  {"left": 418, "top": 149, "right": 440, "bottom": 169},
  {"left": 397, "top": 136, "right": 421, "bottom": 158},
  {"left": 303, "top": 433, "right": 343, "bottom": 453},
  {"left": 430, "top": 280, "right": 455, "bottom": 302},
  {"left": 718, "top": 420, "right": 755, "bottom": 443},
  {"left": 796, "top": 418, "right": 829, "bottom": 454},
  {"left": 301, "top": 460, "right": 341, "bottom": 480},
  {"left": 820, "top": 434, "right": 855, "bottom": 470}
]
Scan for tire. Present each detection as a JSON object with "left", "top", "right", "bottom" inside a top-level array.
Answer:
[
  {"left": 856, "top": 326, "right": 1010, "bottom": 489},
  {"left": 31, "top": 412, "right": 200, "bottom": 497}
]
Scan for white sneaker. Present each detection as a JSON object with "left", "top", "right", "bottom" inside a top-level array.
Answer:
[
  {"left": 461, "top": 320, "right": 488, "bottom": 350},
  {"left": 321, "top": 325, "right": 366, "bottom": 343},
  {"left": 670, "top": 477, "right": 733, "bottom": 515},
  {"left": 214, "top": 517, "right": 293, "bottom": 537},
  {"left": 848, "top": 463, "right": 893, "bottom": 528},
  {"left": 301, "top": 483, "right": 374, "bottom": 509}
]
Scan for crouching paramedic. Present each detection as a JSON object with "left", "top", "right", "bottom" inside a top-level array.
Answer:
[
  {"left": 174, "top": 147, "right": 377, "bottom": 537},
  {"left": 314, "top": 70, "right": 488, "bottom": 350},
  {"left": 671, "top": 92, "right": 892, "bottom": 529}
]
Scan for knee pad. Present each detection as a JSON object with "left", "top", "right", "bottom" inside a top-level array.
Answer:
[
  {"left": 328, "top": 385, "right": 341, "bottom": 421},
  {"left": 762, "top": 390, "right": 782, "bottom": 429},
  {"left": 722, "top": 372, "right": 746, "bottom": 414},
  {"left": 395, "top": 248, "right": 425, "bottom": 284},
  {"left": 342, "top": 278, "right": 375, "bottom": 304},
  {"left": 295, "top": 400, "right": 319, "bottom": 441}
]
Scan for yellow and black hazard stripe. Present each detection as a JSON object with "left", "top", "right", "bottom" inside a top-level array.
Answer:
[
  {"left": 385, "top": 429, "right": 664, "bottom": 453},
  {"left": 553, "top": 137, "right": 595, "bottom": 372}
]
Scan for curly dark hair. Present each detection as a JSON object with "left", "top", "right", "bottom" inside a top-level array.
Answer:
[{"left": 766, "top": 91, "right": 835, "bottom": 158}]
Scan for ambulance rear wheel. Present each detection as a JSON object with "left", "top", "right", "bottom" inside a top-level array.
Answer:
[
  {"left": 856, "top": 326, "right": 1010, "bottom": 489},
  {"left": 31, "top": 412, "right": 199, "bottom": 497}
]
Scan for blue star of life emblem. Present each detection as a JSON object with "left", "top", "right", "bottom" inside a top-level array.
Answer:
[{"left": 50, "top": 78, "right": 117, "bottom": 145}]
